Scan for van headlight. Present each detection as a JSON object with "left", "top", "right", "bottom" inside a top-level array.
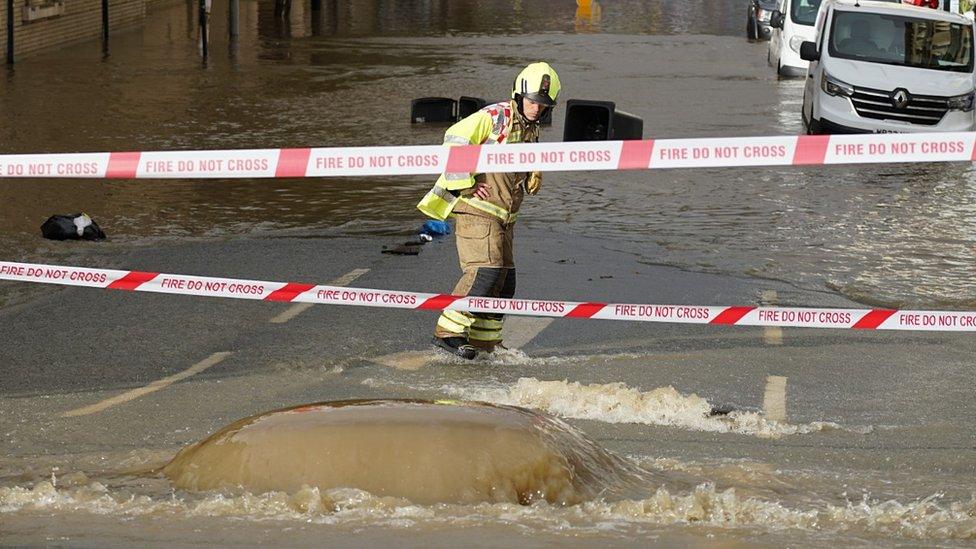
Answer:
[
  {"left": 789, "top": 36, "right": 805, "bottom": 53},
  {"left": 946, "top": 92, "right": 975, "bottom": 112},
  {"left": 821, "top": 72, "right": 854, "bottom": 97}
]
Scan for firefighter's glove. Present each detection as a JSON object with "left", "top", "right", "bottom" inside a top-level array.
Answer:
[{"left": 525, "top": 172, "right": 542, "bottom": 195}]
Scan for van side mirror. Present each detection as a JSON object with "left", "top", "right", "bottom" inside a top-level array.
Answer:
[
  {"left": 769, "top": 11, "right": 784, "bottom": 29},
  {"left": 799, "top": 41, "right": 819, "bottom": 62}
]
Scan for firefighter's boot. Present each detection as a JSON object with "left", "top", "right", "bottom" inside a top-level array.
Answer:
[{"left": 432, "top": 337, "right": 477, "bottom": 360}]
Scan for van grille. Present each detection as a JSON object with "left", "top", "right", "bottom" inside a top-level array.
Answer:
[{"left": 850, "top": 86, "right": 949, "bottom": 126}]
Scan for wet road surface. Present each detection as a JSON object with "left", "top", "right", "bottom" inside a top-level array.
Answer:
[{"left": 1, "top": 0, "right": 975, "bottom": 546}]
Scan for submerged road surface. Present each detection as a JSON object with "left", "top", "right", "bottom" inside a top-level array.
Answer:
[
  {"left": 2, "top": 231, "right": 974, "bottom": 546},
  {"left": 1, "top": 0, "right": 975, "bottom": 546}
]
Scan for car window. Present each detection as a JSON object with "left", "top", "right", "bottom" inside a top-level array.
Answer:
[
  {"left": 791, "top": 0, "right": 823, "bottom": 26},
  {"left": 829, "top": 11, "right": 974, "bottom": 72}
]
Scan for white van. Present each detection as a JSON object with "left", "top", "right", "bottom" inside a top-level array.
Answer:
[
  {"left": 769, "top": 0, "right": 824, "bottom": 76},
  {"left": 801, "top": 0, "right": 975, "bottom": 134},
  {"left": 768, "top": 0, "right": 903, "bottom": 76}
]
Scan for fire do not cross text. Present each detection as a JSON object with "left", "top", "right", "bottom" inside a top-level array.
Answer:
[
  {"left": 484, "top": 149, "right": 613, "bottom": 165},
  {"left": 0, "top": 264, "right": 106, "bottom": 283},
  {"left": 612, "top": 304, "right": 711, "bottom": 319},
  {"left": 466, "top": 297, "right": 567, "bottom": 314},
  {"left": 143, "top": 158, "right": 270, "bottom": 174},
  {"left": 314, "top": 153, "right": 440, "bottom": 170},
  {"left": 657, "top": 144, "right": 789, "bottom": 161},
  {"left": 315, "top": 288, "right": 418, "bottom": 306},
  {"left": 832, "top": 139, "right": 966, "bottom": 158},
  {"left": 159, "top": 277, "right": 266, "bottom": 295}
]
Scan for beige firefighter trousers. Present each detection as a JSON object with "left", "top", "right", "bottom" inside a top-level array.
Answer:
[{"left": 433, "top": 212, "right": 516, "bottom": 349}]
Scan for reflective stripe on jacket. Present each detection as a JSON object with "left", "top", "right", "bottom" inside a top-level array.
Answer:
[{"left": 417, "top": 100, "right": 537, "bottom": 222}]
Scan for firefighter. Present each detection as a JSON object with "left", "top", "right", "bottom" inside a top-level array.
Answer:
[{"left": 417, "top": 62, "right": 561, "bottom": 359}]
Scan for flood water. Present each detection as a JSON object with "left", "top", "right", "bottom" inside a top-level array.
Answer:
[
  {"left": 1, "top": 1, "right": 975, "bottom": 547},
  {"left": 1, "top": 0, "right": 974, "bottom": 309},
  {"left": 3, "top": 361, "right": 975, "bottom": 547}
]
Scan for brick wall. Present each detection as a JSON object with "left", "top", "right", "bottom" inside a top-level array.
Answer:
[{"left": 3, "top": 0, "right": 176, "bottom": 60}]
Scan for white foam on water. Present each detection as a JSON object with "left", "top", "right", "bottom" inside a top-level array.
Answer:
[
  {"left": 387, "top": 347, "right": 649, "bottom": 369},
  {"left": 2, "top": 480, "right": 973, "bottom": 540},
  {"left": 447, "top": 378, "right": 845, "bottom": 439},
  {"left": 477, "top": 348, "right": 660, "bottom": 368}
]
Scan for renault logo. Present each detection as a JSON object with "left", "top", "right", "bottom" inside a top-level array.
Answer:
[{"left": 891, "top": 89, "right": 910, "bottom": 109}]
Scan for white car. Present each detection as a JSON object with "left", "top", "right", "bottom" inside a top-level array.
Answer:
[
  {"left": 801, "top": 0, "right": 975, "bottom": 133},
  {"left": 769, "top": 0, "right": 824, "bottom": 76}
]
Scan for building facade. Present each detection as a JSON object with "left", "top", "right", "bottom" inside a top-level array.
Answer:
[{"left": 3, "top": 0, "right": 175, "bottom": 60}]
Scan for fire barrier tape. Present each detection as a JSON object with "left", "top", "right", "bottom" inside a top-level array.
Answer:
[
  {"left": 2, "top": 261, "right": 975, "bottom": 331},
  {"left": 0, "top": 132, "right": 974, "bottom": 179}
]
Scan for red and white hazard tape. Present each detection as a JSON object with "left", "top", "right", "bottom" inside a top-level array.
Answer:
[
  {"left": 0, "top": 132, "right": 973, "bottom": 179},
  {"left": 2, "top": 260, "right": 975, "bottom": 332}
]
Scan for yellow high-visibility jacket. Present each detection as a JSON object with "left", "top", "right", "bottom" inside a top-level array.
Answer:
[{"left": 417, "top": 100, "right": 538, "bottom": 222}]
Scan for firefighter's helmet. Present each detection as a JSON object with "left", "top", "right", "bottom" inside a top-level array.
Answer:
[{"left": 512, "top": 62, "right": 561, "bottom": 108}]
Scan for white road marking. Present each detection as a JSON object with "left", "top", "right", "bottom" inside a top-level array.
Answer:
[
  {"left": 502, "top": 316, "right": 554, "bottom": 349},
  {"left": 761, "top": 290, "right": 783, "bottom": 345},
  {"left": 61, "top": 352, "right": 234, "bottom": 418},
  {"left": 762, "top": 375, "right": 788, "bottom": 422},
  {"left": 269, "top": 268, "right": 370, "bottom": 324}
]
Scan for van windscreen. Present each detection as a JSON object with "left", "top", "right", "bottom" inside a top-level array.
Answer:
[
  {"left": 828, "top": 11, "right": 974, "bottom": 72},
  {"left": 791, "top": 0, "right": 823, "bottom": 26}
]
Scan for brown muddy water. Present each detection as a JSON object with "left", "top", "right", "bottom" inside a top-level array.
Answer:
[
  {"left": 2, "top": 374, "right": 974, "bottom": 547},
  {"left": 1, "top": 0, "right": 974, "bottom": 309},
  {"left": 1, "top": 1, "right": 975, "bottom": 547},
  {"left": 160, "top": 400, "right": 653, "bottom": 505}
]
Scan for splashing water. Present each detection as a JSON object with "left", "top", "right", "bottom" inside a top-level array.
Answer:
[
  {"left": 2, "top": 479, "right": 973, "bottom": 541},
  {"left": 449, "top": 378, "right": 844, "bottom": 438}
]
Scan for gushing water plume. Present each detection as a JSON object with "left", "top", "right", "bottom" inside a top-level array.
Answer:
[{"left": 162, "top": 399, "right": 652, "bottom": 505}]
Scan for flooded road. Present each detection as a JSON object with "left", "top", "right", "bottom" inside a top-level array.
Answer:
[
  {"left": 1, "top": 228, "right": 973, "bottom": 547},
  {"left": 1, "top": 0, "right": 975, "bottom": 547},
  {"left": 1, "top": 0, "right": 975, "bottom": 309}
]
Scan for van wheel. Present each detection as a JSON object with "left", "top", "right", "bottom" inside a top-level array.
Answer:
[
  {"left": 807, "top": 118, "right": 823, "bottom": 135},
  {"left": 747, "top": 17, "right": 757, "bottom": 40}
]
